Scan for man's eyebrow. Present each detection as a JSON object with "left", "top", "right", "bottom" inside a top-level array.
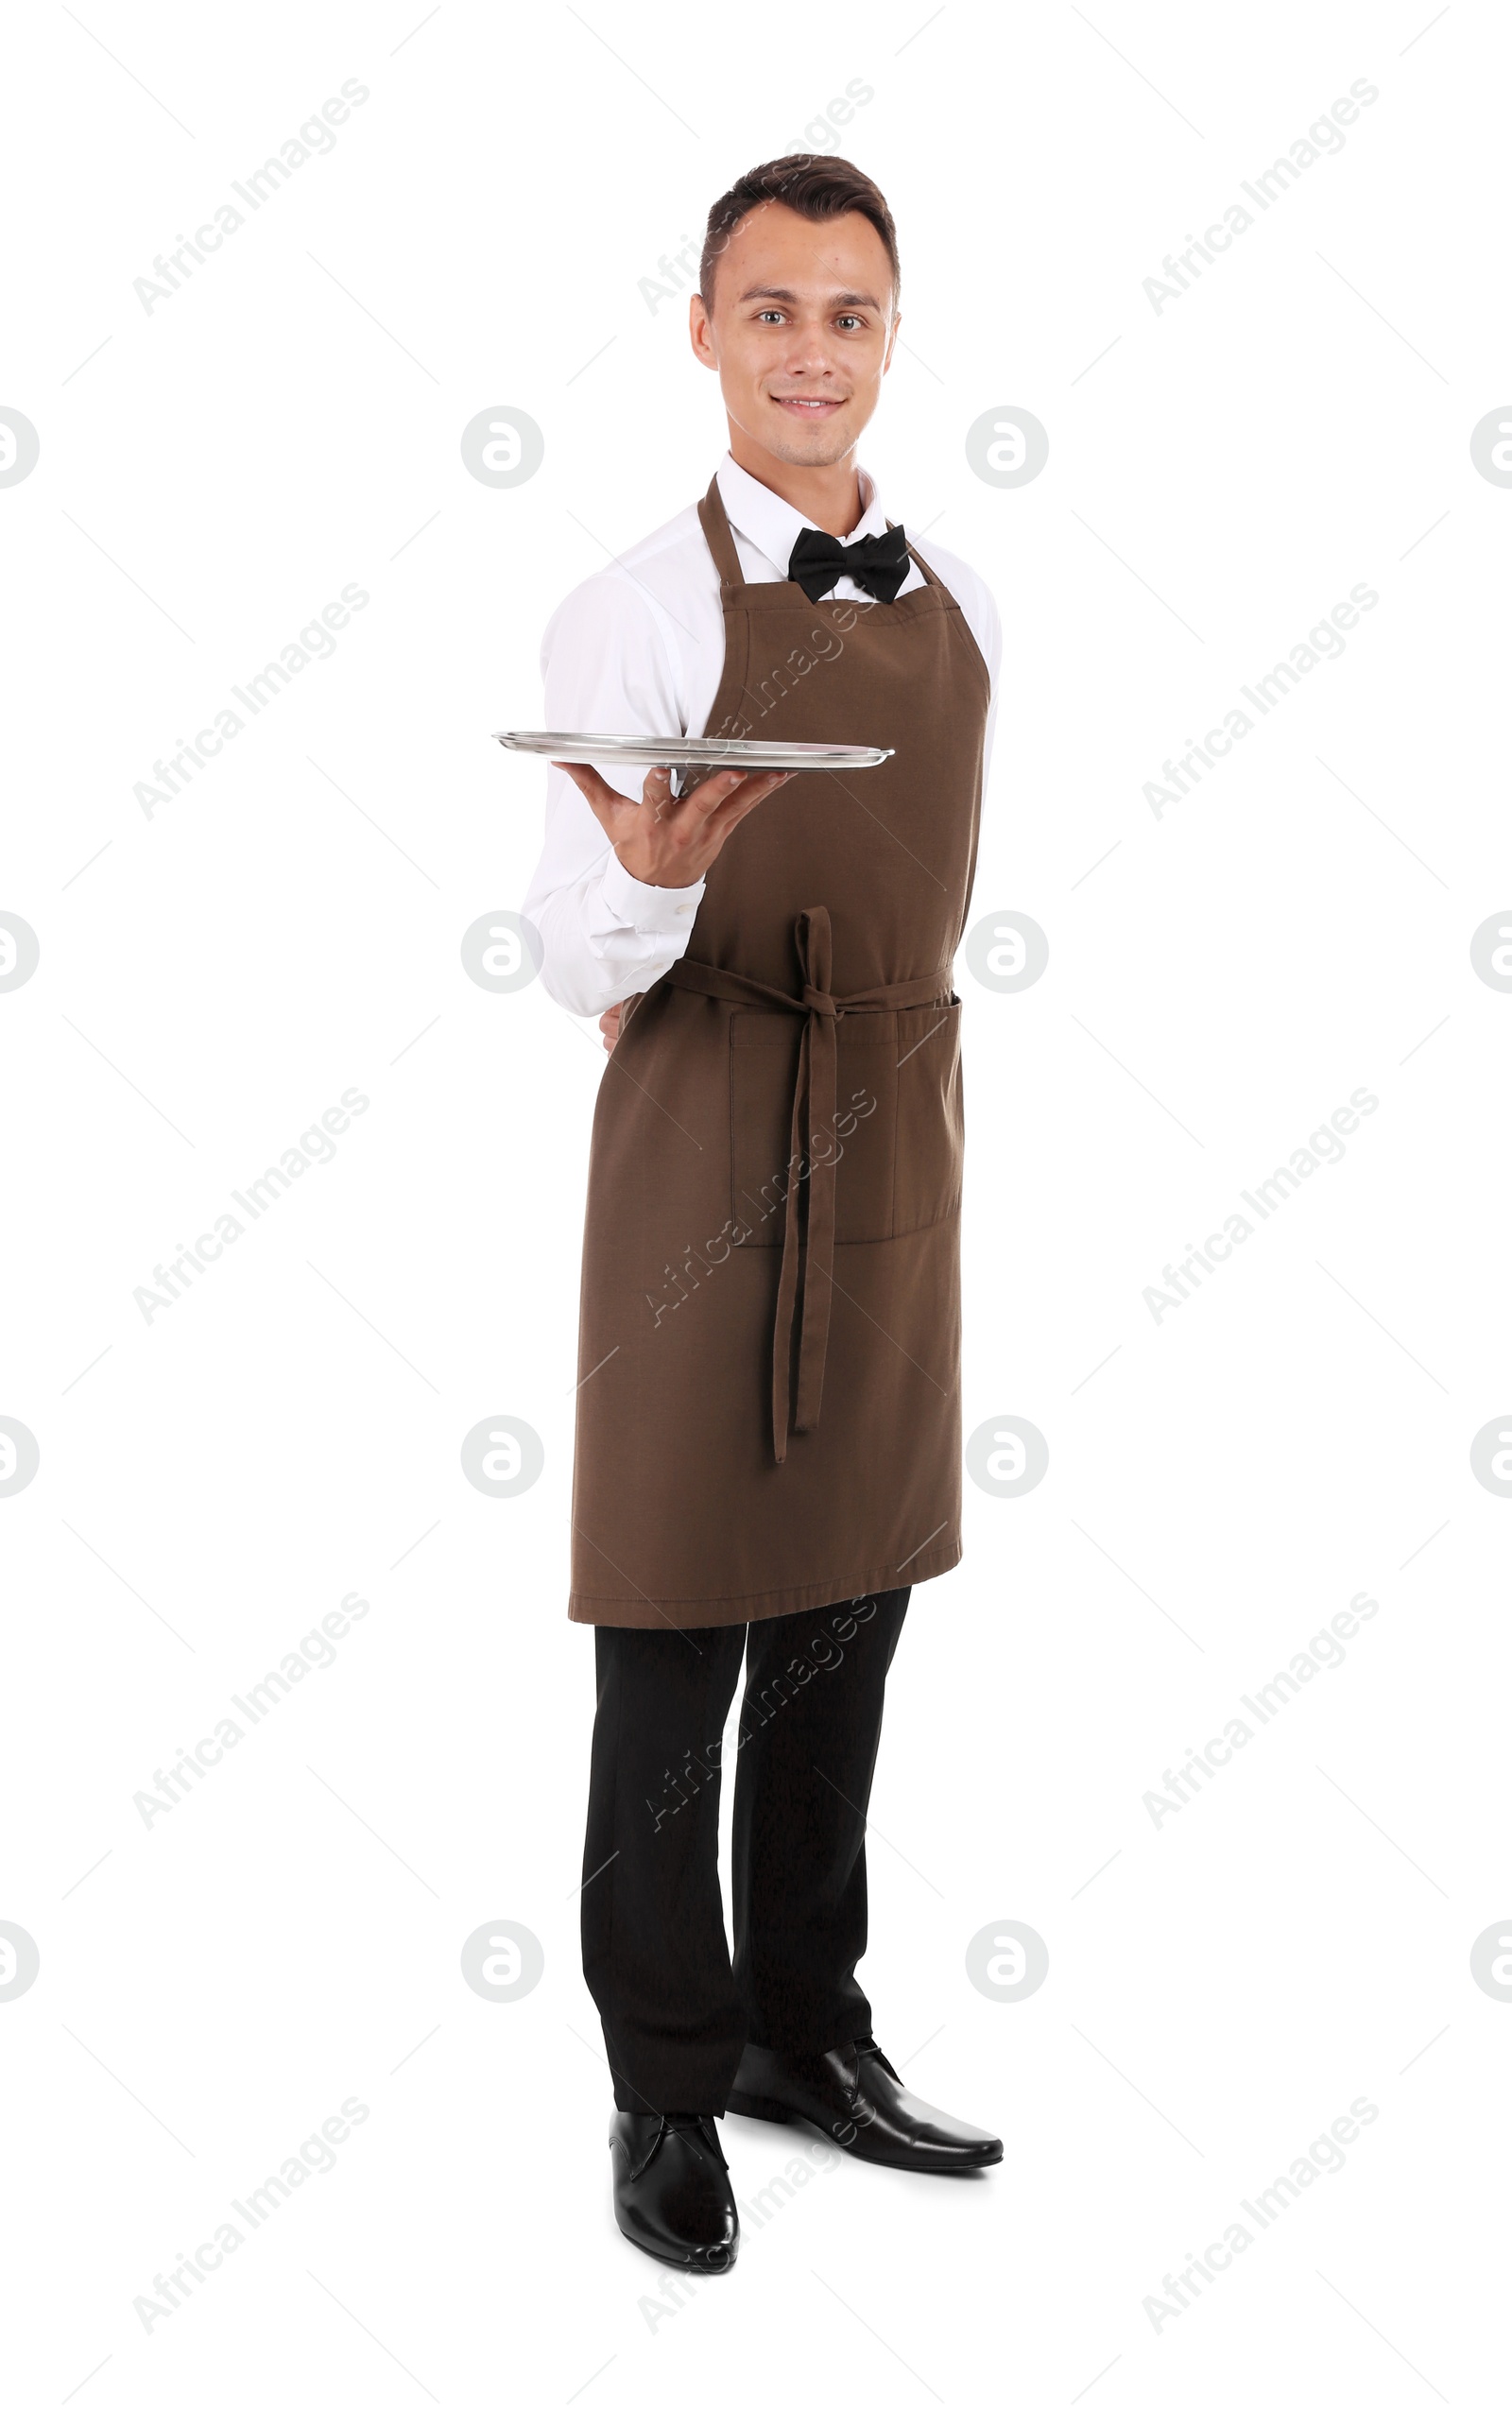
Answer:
[{"left": 736, "top": 284, "right": 883, "bottom": 310}]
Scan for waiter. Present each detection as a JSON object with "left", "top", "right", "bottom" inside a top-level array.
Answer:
[{"left": 523, "top": 154, "right": 1003, "bottom": 2275}]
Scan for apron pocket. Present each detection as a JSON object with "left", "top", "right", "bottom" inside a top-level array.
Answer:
[
  {"left": 730, "top": 1011, "right": 898, "bottom": 1247},
  {"left": 891, "top": 996, "right": 964, "bottom": 1234}
]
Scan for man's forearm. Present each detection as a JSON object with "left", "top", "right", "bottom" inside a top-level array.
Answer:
[{"left": 523, "top": 839, "right": 707, "bottom": 1017}]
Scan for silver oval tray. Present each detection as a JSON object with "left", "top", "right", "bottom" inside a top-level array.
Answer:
[{"left": 493, "top": 731, "right": 892, "bottom": 773}]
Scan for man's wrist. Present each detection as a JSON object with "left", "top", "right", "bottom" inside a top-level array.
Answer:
[{"left": 601, "top": 845, "right": 706, "bottom": 927}]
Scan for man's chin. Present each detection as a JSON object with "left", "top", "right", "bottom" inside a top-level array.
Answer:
[{"left": 758, "top": 411, "right": 857, "bottom": 467}]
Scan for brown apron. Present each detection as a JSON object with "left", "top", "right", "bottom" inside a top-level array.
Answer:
[{"left": 567, "top": 474, "right": 989, "bottom": 1628}]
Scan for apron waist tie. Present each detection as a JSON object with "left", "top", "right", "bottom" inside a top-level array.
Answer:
[{"left": 662, "top": 905, "right": 950, "bottom": 1464}]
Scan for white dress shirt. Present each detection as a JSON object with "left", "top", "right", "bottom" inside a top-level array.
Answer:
[{"left": 521, "top": 451, "right": 1002, "bottom": 1017}]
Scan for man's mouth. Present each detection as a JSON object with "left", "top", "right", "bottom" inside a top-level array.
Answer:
[{"left": 772, "top": 395, "right": 846, "bottom": 415}]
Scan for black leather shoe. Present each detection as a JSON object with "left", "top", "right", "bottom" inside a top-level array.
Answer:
[
  {"left": 727, "top": 2037, "right": 1003, "bottom": 2172},
  {"left": 609, "top": 2111, "right": 740, "bottom": 2271}
]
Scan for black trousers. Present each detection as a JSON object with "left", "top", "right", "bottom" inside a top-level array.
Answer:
[{"left": 580, "top": 1588, "right": 910, "bottom": 2112}]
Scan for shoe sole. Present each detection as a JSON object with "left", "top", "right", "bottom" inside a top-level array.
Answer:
[{"left": 725, "top": 2088, "right": 1003, "bottom": 2172}]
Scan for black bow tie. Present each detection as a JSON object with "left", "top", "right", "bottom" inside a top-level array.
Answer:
[{"left": 787, "top": 523, "right": 910, "bottom": 604}]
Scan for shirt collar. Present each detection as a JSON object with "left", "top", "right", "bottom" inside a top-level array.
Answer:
[{"left": 715, "top": 450, "right": 889, "bottom": 577}]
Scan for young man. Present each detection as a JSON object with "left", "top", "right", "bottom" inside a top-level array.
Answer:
[{"left": 522, "top": 156, "right": 1003, "bottom": 2274}]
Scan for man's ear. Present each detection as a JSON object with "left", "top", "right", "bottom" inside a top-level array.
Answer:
[
  {"left": 882, "top": 309, "right": 902, "bottom": 373},
  {"left": 689, "top": 291, "right": 718, "bottom": 370}
]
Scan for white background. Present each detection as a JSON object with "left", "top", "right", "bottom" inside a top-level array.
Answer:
[{"left": 4, "top": 1, "right": 1509, "bottom": 2402}]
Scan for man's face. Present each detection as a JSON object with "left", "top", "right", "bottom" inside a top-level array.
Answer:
[{"left": 689, "top": 200, "right": 898, "bottom": 470}]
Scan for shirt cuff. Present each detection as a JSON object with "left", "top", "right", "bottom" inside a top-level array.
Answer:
[{"left": 598, "top": 846, "right": 706, "bottom": 933}]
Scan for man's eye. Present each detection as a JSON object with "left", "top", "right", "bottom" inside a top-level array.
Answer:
[
  {"left": 757, "top": 309, "right": 785, "bottom": 323},
  {"left": 836, "top": 316, "right": 864, "bottom": 331}
]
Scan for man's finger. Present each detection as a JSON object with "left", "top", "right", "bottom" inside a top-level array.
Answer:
[
  {"left": 701, "top": 769, "right": 793, "bottom": 821},
  {"left": 684, "top": 767, "right": 780, "bottom": 820},
  {"left": 554, "top": 759, "right": 644, "bottom": 804},
  {"left": 640, "top": 764, "right": 680, "bottom": 823},
  {"left": 552, "top": 759, "right": 612, "bottom": 804},
  {"left": 555, "top": 759, "right": 642, "bottom": 833}
]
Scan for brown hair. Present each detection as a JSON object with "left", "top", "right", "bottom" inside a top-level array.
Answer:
[{"left": 699, "top": 155, "right": 900, "bottom": 314}]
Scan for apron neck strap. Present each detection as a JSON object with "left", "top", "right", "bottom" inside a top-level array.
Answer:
[
  {"left": 887, "top": 517, "right": 941, "bottom": 587},
  {"left": 700, "top": 475, "right": 941, "bottom": 596},
  {"left": 697, "top": 474, "right": 746, "bottom": 595}
]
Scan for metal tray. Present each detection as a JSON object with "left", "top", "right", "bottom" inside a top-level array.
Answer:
[{"left": 492, "top": 731, "right": 893, "bottom": 777}]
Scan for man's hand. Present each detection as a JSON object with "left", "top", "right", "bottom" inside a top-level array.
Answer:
[
  {"left": 551, "top": 758, "right": 791, "bottom": 889},
  {"left": 599, "top": 1002, "right": 622, "bottom": 1054}
]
